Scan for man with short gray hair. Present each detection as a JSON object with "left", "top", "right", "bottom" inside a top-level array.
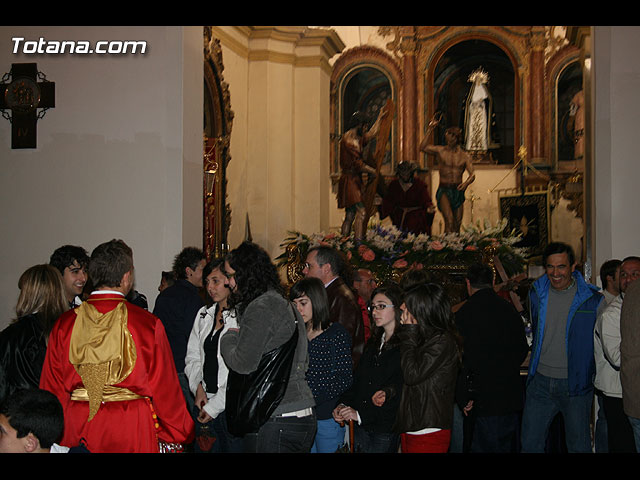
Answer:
[{"left": 303, "top": 245, "right": 364, "bottom": 367}]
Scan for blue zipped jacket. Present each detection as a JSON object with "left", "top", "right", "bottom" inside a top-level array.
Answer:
[{"left": 527, "top": 271, "right": 603, "bottom": 396}]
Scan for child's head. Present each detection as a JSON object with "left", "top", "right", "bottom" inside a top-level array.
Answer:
[{"left": 0, "top": 388, "right": 64, "bottom": 453}]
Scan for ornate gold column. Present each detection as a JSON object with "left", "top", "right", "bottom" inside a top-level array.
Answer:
[
  {"left": 399, "top": 28, "right": 418, "bottom": 162},
  {"left": 528, "top": 27, "right": 547, "bottom": 164}
]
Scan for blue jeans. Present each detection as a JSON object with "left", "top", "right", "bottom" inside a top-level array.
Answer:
[
  {"left": 242, "top": 413, "right": 317, "bottom": 453},
  {"left": 311, "top": 418, "right": 345, "bottom": 453},
  {"left": 448, "top": 403, "right": 464, "bottom": 453},
  {"left": 520, "top": 374, "right": 593, "bottom": 453},
  {"left": 353, "top": 424, "right": 399, "bottom": 453}
]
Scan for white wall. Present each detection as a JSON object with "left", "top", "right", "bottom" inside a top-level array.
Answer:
[
  {"left": 0, "top": 26, "right": 203, "bottom": 328},
  {"left": 594, "top": 26, "right": 640, "bottom": 272}
]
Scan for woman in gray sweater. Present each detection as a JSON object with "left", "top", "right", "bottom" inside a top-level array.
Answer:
[{"left": 219, "top": 241, "right": 316, "bottom": 453}]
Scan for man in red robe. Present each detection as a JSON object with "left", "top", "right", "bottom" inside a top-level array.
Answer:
[
  {"left": 40, "top": 239, "right": 194, "bottom": 453},
  {"left": 381, "top": 161, "right": 435, "bottom": 235}
]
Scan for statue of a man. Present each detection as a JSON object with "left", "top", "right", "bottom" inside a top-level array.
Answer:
[
  {"left": 337, "top": 105, "right": 389, "bottom": 238},
  {"left": 419, "top": 126, "right": 475, "bottom": 233}
]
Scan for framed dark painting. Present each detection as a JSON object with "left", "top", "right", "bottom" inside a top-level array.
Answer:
[{"left": 499, "top": 191, "right": 550, "bottom": 259}]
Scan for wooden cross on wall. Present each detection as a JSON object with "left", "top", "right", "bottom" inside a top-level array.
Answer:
[{"left": 0, "top": 63, "right": 55, "bottom": 149}]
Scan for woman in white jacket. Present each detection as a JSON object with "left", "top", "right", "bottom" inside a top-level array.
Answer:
[{"left": 185, "top": 258, "right": 241, "bottom": 452}]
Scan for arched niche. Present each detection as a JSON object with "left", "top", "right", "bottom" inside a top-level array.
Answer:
[
  {"left": 551, "top": 56, "right": 583, "bottom": 166},
  {"left": 428, "top": 39, "right": 517, "bottom": 165},
  {"left": 330, "top": 46, "right": 401, "bottom": 180},
  {"left": 203, "top": 28, "right": 234, "bottom": 261},
  {"left": 423, "top": 34, "right": 521, "bottom": 167}
]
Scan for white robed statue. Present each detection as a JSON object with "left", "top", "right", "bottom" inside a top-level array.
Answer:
[{"left": 464, "top": 68, "right": 492, "bottom": 152}]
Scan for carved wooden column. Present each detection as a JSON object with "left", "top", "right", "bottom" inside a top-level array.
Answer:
[
  {"left": 399, "top": 29, "right": 418, "bottom": 162},
  {"left": 528, "top": 27, "right": 547, "bottom": 164}
]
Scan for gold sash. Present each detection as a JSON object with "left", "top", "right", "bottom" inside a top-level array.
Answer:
[{"left": 69, "top": 300, "right": 137, "bottom": 421}]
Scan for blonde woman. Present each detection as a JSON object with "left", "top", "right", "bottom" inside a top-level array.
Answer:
[{"left": 0, "top": 264, "right": 67, "bottom": 403}]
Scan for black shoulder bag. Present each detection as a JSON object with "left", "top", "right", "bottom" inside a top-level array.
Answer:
[{"left": 225, "top": 305, "right": 299, "bottom": 437}]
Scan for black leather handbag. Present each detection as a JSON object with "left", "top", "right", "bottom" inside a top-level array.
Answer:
[{"left": 225, "top": 308, "right": 299, "bottom": 437}]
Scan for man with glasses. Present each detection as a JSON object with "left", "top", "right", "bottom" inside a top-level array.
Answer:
[{"left": 303, "top": 246, "right": 365, "bottom": 368}]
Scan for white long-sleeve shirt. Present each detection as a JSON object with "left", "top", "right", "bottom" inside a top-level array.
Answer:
[{"left": 184, "top": 304, "right": 238, "bottom": 419}]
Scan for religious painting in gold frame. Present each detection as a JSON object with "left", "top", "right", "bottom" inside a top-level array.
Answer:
[{"left": 499, "top": 190, "right": 550, "bottom": 259}]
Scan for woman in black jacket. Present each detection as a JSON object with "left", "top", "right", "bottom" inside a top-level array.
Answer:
[
  {"left": 332, "top": 283, "right": 404, "bottom": 453},
  {"left": 394, "top": 283, "right": 461, "bottom": 453},
  {"left": 0, "top": 264, "right": 68, "bottom": 404}
]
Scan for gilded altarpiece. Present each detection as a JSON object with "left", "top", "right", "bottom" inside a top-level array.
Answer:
[
  {"left": 329, "top": 26, "right": 591, "bottom": 272},
  {"left": 204, "top": 28, "right": 234, "bottom": 261}
]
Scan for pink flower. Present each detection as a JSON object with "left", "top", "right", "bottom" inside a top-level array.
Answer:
[
  {"left": 358, "top": 245, "right": 376, "bottom": 262},
  {"left": 410, "top": 262, "right": 424, "bottom": 270},
  {"left": 464, "top": 245, "right": 478, "bottom": 251},
  {"left": 428, "top": 240, "right": 444, "bottom": 251},
  {"left": 324, "top": 233, "right": 337, "bottom": 240},
  {"left": 392, "top": 259, "right": 408, "bottom": 269}
]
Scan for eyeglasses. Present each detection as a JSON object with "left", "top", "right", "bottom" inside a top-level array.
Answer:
[{"left": 369, "top": 303, "right": 394, "bottom": 311}]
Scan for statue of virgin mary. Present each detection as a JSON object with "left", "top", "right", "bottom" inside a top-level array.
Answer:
[{"left": 464, "top": 68, "right": 492, "bottom": 152}]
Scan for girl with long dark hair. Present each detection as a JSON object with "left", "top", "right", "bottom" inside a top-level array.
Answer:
[
  {"left": 290, "top": 277, "right": 352, "bottom": 453},
  {"left": 185, "top": 258, "right": 242, "bottom": 452},
  {"left": 332, "top": 282, "right": 405, "bottom": 453},
  {"left": 395, "top": 282, "right": 461, "bottom": 453},
  {"left": 219, "top": 241, "right": 316, "bottom": 453}
]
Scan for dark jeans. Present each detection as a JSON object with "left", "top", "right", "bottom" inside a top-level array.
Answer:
[
  {"left": 601, "top": 394, "right": 637, "bottom": 453},
  {"left": 242, "top": 412, "right": 317, "bottom": 453},
  {"left": 353, "top": 424, "right": 399, "bottom": 453},
  {"left": 469, "top": 413, "right": 520, "bottom": 453}
]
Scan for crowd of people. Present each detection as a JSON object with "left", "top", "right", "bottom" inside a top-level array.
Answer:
[{"left": 1, "top": 237, "right": 640, "bottom": 455}]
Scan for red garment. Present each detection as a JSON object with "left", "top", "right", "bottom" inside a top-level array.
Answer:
[
  {"left": 39, "top": 292, "right": 194, "bottom": 453},
  {"left": 381, "top": 178, "right": 434, "bottom": 235},
  {"left": 337, "top": 131, "right": 365, "bottom": 209},
  {"left": 357, "top": 295, "right": 371, "bottom": 342},
  {"left": 401, "top": 429, "right": 451, "bottom": 453}
]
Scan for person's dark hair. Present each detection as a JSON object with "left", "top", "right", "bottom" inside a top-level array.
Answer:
[
  {"left": 88, "top": 239, "right": 133, "bottom": 289},
  {"left": 161, "top": 270, "right": 175, "bottom": 285},
  {"left": 367, "top": 282, "right": 405, "bottom": 351},
  {"left": 172, "top": 247, "right": 206, "bottom": 280},
  {"left": 15, "top": 264, "right": 68, "bottom": 335},
  {"left": 308, "top": 245, "right": 344, "bottom": 277},
  {"left": 445, "top": 126, "right": 463, "bottom": 144},
  {"left": 49, "top": 245, "right": 89, "bottom": 275},
  {"left": 465, "top": 263, "right": 494, "bottom": 290},
  {"left": 543, "top": 241, "right": 576, "bottom": 266},
  {"left": 600, "top": 259, "right": 622, "bottom": 289},
  {"left": 0, "top": 388, "right": 64, "bottom": 449},
  {"left": 225, "top": 241, "right": 284, "bottom": 316},
  {"left": 289, "top": 277, "right": 330, "bottom": 331},
  {"left": 399, "top": 268, "right": 433, "bottom": 291},
  {"left": 346, "top": 111, "right": 367, "bottom": 131},
  {"left": 202, "top": 257, "right": 226, "bottom": 307},
  {"left": 403, "top": 283, "right": 462, "bottom": 357},
  {"left": 622, "top": 256, "right": 640, "bottom": 265}
]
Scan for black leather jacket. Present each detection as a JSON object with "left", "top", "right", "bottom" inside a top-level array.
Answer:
[
  {"left": 0, "top": 314, "right": 48, "bottom": 404},
  {"left": 394, "top": 324, "right": 460, "bottom": 433}
]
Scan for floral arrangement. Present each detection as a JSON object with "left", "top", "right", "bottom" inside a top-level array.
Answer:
[{"left": 276, "top": 218, "right": 528, "bottom": 281}]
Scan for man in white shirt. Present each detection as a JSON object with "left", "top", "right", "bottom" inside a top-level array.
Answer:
[{"left": 594, "top": 256, "right": 640, "bottom": 452}]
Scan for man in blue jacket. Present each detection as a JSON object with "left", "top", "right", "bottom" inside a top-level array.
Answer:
[{"left": 520, "top": 242, "right": 603, "bottom": 453}]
